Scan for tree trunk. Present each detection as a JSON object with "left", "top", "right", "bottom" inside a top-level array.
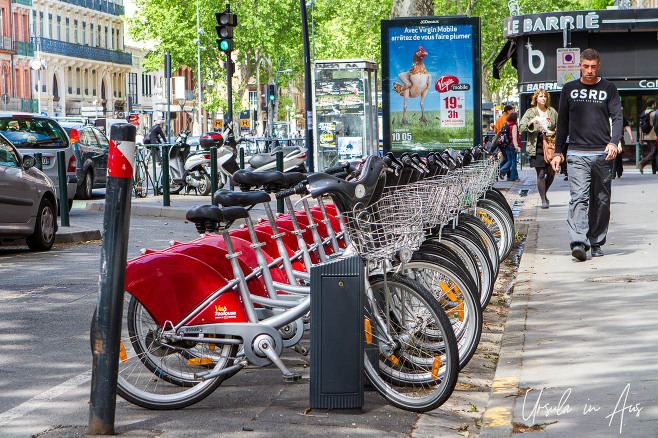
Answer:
[{"left": 391, "top": 0, "right": 434, "bottom": 17}]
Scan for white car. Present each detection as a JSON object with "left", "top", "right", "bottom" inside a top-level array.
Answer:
[{"left": 0, "top": 134, "right": 58, "bottom": 250}]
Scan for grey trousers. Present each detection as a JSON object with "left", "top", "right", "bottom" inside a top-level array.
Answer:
[{"left": 566, "top": 154, "right": 613, "bottom": 249}]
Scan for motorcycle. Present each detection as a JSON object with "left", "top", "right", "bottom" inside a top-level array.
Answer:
[{"left": 166, "top": 129, "right": 218, "bottom": 196}]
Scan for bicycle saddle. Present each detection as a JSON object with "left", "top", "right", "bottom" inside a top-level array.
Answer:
[
  {"left": 305, "top": 155, "right": 387, "bottom": 213},
  {"left": 382, "top": 153, "right": 402, "bottom": 187},
  {"left": 186, "top": 205, "right": 250, "bottom": 233},
  {"left": 214, "top": 189, "right": 271, "bottom": 208},
  {"left": 459, "top": 148, "right": 473, "bottom": 167},
  {"left": 232, "top": 170, "right": 304, "bottom": 191},
  {"left": 399, "top": 154, "right": 420, "bottom": 184},
  {"left": 411, "top": 154, "right": 429, "bottom": 178}
]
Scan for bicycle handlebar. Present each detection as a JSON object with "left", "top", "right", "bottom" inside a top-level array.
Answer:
[{"left": 275, "top": 183, "right": 309, "bottom": 200}]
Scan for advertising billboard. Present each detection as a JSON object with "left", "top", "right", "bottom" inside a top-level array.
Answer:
[{"left": 381, "top": 16, "right": 481, "bottom": 153}]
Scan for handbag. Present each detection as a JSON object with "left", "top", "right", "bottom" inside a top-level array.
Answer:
[{"left": 543, "top": 133, "right": 555, "bottom": 163}]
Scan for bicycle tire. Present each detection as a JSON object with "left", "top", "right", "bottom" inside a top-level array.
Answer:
[
  {"left": 420, "top": 238, "right": 481, "bottom": 298},
  {"left": 99, "top": 292, "right": 239, "bottom": 410},
  {"left": 364, "top": 273, "right": 459, "bottom": 412},
  {"left": 403, "top": 253, "right": 483, "bottom": 370},
  {"left": 485, "top": 189, "right": 514, "bottom": 223},
  {"left": 474, "top": 200, "right": 512, "bottom": 261},
  {"left": 456, "top": 214, "right": 501, "bottom": 277},
  {"left": 477, "top": 199, "right": 515, "bottom": 261}
]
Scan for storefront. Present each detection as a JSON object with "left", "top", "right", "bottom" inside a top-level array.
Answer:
[{"left": 494, "top": 8, "right": 658, "bottom": 145}]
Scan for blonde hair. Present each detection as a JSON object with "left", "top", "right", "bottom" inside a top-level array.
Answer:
[{"left": 531, "top": 89, "right": 551, "bottom": 108}]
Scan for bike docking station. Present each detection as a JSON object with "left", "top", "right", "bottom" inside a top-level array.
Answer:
[
  {"left": 89, "top": 123, "right": 137, "bottom": 435},
  {"left": 310, "top": 255, "right": 365, "bottom": 410}
]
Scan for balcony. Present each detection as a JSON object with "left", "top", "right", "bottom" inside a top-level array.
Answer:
[
  {"left": 6, "top": 98, "right": 38, "bottom": 113},
  {"left": 13, "top": 41, "right": 34, "bottom": 57},
  {"left": 34, "top": 37, "right": 132, "bottom": 65},
  {"left": 1, "top": 36, "right": 12, "bottom": 52},
  {"left": 11, "top": 0, "right": 32, "bottom": 6},
  {"left": 58, "top": 0, "right": 124, "bottom": 17}
]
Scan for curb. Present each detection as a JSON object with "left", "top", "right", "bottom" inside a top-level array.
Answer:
[
  {"left": 479, "top": 192, "right": 540, "bottom": 438},
  {"left": 55, "top": 229, "right": 102, "bottom": 244},
  {"left": 85, "top": 201, "right": 189, "bottom": 219}
]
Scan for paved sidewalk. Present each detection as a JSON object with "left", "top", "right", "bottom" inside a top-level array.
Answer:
[{"left": 481, "top": 168, "right": 658, "bottom": 437}]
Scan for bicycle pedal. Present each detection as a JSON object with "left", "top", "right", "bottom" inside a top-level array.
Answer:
[
  {"left": 292, "top": 344, "right": 309, "bottom": 356},
  {"left": 282, "top": 372, "right": 302, "bottom": 382}
]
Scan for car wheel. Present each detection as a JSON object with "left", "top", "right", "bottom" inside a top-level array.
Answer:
[
  {"left": 76, "top": 169, "right": 93, "bottom": 199},
  {"left": 26, "top": 198, "right": 57, "bottom": 251}
]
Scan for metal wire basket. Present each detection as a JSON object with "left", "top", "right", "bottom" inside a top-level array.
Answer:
[{"left": 341, "top": 190, "right": 424, "bottom": 262}]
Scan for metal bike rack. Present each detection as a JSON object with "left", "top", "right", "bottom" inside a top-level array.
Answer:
[{"left": 310, "top": 255, "right": 364, "bottom": 409}]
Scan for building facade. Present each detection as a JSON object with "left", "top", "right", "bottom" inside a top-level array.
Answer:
[{"left": 29, "top": 0, "right": 131, "bottom": 117}]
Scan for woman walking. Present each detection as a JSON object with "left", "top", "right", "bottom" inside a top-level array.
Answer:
[{"left": 520, "top": 89, "right": 558, "bottom": 209}]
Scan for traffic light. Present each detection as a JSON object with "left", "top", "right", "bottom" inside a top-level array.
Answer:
[
  {"left": 215, "top": 6, "right": 237, "bottom": 53},
  {"left": 268, "top": 84, "right": 276, "bottom": 106}
]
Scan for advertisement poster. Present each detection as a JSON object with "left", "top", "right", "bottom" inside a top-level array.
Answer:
[
  {"left": 337, "top": 136, "right": 363, "bottom": 157},
  {"left": 382, "top": 17, "right": 481, "bottom": 153}
]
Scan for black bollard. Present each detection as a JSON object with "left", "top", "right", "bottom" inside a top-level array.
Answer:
[
  {"left": 276, "top": 150, "right": 284, "bottom": 213},
  {"left": 210, "top": 146, "right": 218, "bottom": 205},
  {"left": 88, "top": 123, "right": 137, "bottom": 435},
  {"left": 57, "top": 150, "right": 70, "bottom": 226},
  {"left": 162, "top": 145, "right": 171, "bottom": 207},
  {"left": 239, "top": 147, "right": 245, "bottom": 170}
]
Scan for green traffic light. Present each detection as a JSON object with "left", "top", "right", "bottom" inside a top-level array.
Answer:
[
  {"left": 219, "top": 40, "right": 229, "bottom": 51},
  {"left": 269, "top": 95, "right": 275, "bottom": 101}
]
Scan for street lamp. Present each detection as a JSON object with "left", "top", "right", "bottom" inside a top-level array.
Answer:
[
  {"left": 30, "top": 58, "right": 47, "bottom": 115},
  {"left": 195, "top": 0, "right": 205, "bottom": 133}
]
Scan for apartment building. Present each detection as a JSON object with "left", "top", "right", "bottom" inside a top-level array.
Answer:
[{"left": 29, "top": 0, "right": 132, "bottom": 116}]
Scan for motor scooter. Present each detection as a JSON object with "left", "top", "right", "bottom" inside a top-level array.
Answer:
[
  {"left": 166, "top": 130, "right": 191, "bottom": 194},
  {"left": 244, "top": 140, "right": 307, "bottom": 173}
]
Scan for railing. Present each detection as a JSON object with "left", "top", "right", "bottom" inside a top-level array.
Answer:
[
  {"left": 57, "top": 0, "right": 124, "bottom": 16},
  {"left": 13, "top": 41, "right": 34, "bottom": 56},
  {"left": 34, "top": 37, "right": 132, "bottom": 65},
  {"left": 4, "top": 98, "right": 38, "bottom": 113},
  {"left": 1, "top": 36, "right": 12, "bottom": 51},
  {"left": 11, "top": 0, "right": 32, "bottom": 6}
]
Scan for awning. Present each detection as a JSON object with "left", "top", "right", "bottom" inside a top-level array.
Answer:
[{"left": 492, "top": 40, "right": 517, "bottom": 79}]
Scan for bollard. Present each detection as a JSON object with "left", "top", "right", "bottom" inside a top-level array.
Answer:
[
  {"left": 210, "top": 146, "right": 218, "bottom": 205},
  {"left": 636, "top": 143, "right": 640, "bottom": 169},
  {"left": 276, "top": 150, "right": 284, "bottom": 213},
  {"left": 152, "top": 146, "right": 159, "bottom": 195},
  {"left": 239, "top": 147, "right": 245, "bottom": 170},
  {"left": 57, "top": 150, "right": 70, "bottom": 227},
  {"left": 162, "top": 145, "right": 171, "bottom": 207},
  {"left": 88, "top": 123, "right": 137, "bottom": 435},
  {"left": 34, "top": 152, "right": 43, "bottom": 171}
]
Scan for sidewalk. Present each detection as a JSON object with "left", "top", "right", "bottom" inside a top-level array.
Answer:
[{"left": 481, "top": 167, "right": 658, "bottom": 437}]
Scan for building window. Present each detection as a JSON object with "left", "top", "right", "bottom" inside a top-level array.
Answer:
[
  {"left": 66, "top": 18, "right": 69, "bottom": 43},
  {"left": 92, "top": 70, "right": 96, "bottom": 96},
  {"left": 39, "top": 12, "right": 43, "bottom": 37},
  {"left": 249, "top": 90, "right": 258, "bottom": 110},
  {"left": 31, "top": 10, "right": 35, "bottom": 37},
  {"left": 82, "top": 22, "right": 86, "bottom": 45},
  {"left": 97, "top": 24, "right": 101, "bottom": 47},
  {"left": 74, "top": 19, "right": 78, "bottom": 44},
  {"left": 67, "top": 68, "right": 72, "bottom": 94},
  {"left": 90, "top": 23, "right": 93, "bottom": 47},
  {"left": 57, "top": 16, "right": 61, "bottom": 40},
  {"left": 105, "top": 26, "right": 108, "bottom": 49},
  {"left": 128, "top": 73, "right": 137, "bottom": 105},
  {"left": 48, "top": 14, "right": 53, "bottom": 39},
  {"left": 111, "top": 28, "right": 114, "bottom": 50}
]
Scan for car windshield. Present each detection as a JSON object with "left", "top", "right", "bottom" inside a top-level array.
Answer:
[{"left": 0, "top": 117, "right": 68, "bottom": 149}]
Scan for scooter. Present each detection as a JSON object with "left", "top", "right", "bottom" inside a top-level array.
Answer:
[
  {"left": 166, "top": 130, "right": 191, "bottom": 194},
  {"left": 244, "top": 139, "right": 307, "bottom": 174}
]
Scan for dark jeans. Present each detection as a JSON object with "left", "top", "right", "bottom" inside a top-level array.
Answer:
[
  {"left": 640, "top": 140, "right": 657, "bottom": 174},
  {"left": 566, "top": 154, "right": 613, "bottom": 249},
  {"left": 498, "top": 147, "right": 518, "bottom": 181}
]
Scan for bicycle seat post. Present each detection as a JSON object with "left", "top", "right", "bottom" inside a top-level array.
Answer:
[
  {"left": 242, "top": 214, "right": 280, "bottom": 301},
  {"left": 299, "top": 198, "right": 328, "bottom": 263},
  {"left": 221, "top": 229, "right": 259, "bottom": 323},
  {"left": 316, "top": 198, "right": 341, "bottom": 253}
]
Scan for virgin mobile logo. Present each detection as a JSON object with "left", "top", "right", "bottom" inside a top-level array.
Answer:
[{"left": 435, "top": 75, "right": 459, "bottom": 93}]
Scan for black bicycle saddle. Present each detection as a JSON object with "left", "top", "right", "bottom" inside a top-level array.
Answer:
[{"left": 214, "top": 189, "right": 271, "bottom": 208}]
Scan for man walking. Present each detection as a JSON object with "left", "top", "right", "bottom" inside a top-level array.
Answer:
[
  {"left": 639, "top": 98, "right": 657, "bottom": 174},
  {"left": 551, "top": 48, "right": 623, "bottom": 261}
]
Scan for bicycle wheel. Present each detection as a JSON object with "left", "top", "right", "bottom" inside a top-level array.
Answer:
[
  {"left": 420, "top": 238, "right": 482, "bottom": 300},
  {"left": 475, "top": 200, "right": 513, "bottom": 262},
  {"left": 457, "top": 214, "right": 500, "bottom": 277},
  {"left": 485, "top": 189, "right": 514, "bottom": 222},
  {"left": 108, "top": 292, "right": 238, "bottom": 409},
  {"left": 403, "top": 252, "right": 483, "bottom": 370},
  {"left": 133, "top": 160, "right": 150, "bottom": 198},
  {"left": 364, "top": 273, "right": 459, "bottom": 412}
]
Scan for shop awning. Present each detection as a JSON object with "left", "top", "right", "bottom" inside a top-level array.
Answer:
[{"left": 492, "top": 40, "right": 517, "bottom": 79}]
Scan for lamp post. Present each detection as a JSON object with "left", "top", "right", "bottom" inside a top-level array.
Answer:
[
  {"left": 30, "top": 38, "right": 46, "bottom": 115},
  {"left": 195, "top": 0, "right": 205, "bottom": 134}
]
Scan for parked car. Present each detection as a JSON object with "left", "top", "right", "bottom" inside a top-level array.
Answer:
[
  {"left": 0, "top": 113, "right": 77, "bottom": 210},
  {"left": 59, "top": 122, "right": 109, "bottom": 199},
  {"left": 0, "top": 134, "right": 58, "bottom": 251}
]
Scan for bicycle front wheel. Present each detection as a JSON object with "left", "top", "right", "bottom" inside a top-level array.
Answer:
[
  {"left": 364, "top": 273, "right": 460, "bottom": 412},
  {"left": 98, "top": 292, "right": 239, "bottom": 410}
]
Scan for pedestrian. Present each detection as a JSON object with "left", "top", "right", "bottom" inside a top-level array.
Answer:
[
  {"left": 638, "top": 98, "right": 657, "bottom": 174},
  {"left": 483, "top": 122, "right": 495, "bottom": 154},
  {"left": 520, "top": 88, "right": 558, "bottom": 209},
  {"left": 495, "top": 105, "right": 514, "bottom": 177},
  {"left": 612, "top": 110, "right": 633, "bottom": 179},
  {"left": 551, "top": 48, "right": 623, "bottom": 261},
  {"left": 497, "top": 111, "right": 521, "bottom": 182},
  {"left": 144, "top": 119, "right": 167, "bottom": 163}
]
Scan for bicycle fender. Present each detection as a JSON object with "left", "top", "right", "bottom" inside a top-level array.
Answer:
[{"left": 125, "top": 252, "right": 248, "bottom": 326}]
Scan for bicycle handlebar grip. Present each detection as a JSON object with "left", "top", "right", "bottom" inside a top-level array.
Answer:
[
  {"left": 324, "top": 165, "right": 346, "bottom": 175},
  {"left": 275, "top": 183, "right": 308, "bottom": 200}
]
